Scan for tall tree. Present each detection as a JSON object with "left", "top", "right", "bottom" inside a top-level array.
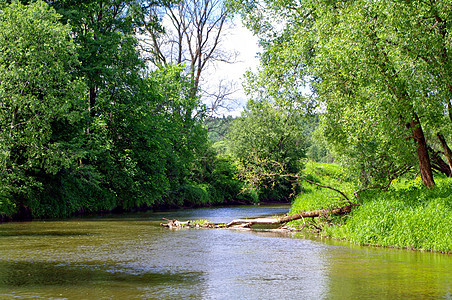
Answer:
[
  {"left": 0, "top": 1, "right": 86, "bottom": 215},
  {"left": 235, "top": 0, "right": 451, "bottom": 188},
  {"left": 48, "top": 0, "right": 177, "bottom": 210},
  {"left": 226, "top": 99, "right": 307, "bottom": 200},
  {"left": 49, "top": 0, "right": 146, "bottom": 118},
  {"left": 142, "top": 0, "right": 237, "bottom": 114}
]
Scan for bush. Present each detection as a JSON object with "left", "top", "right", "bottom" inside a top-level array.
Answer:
[
  {"left": 175, "top": 183, "right": 209, "bottom": 206},
  {"left": 27, "top": 167, "right": 117, "bottom": 218}
]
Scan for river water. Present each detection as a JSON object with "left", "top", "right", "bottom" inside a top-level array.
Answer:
[{"left": 0, "top": 205, "right": 451, "bottom": 299}]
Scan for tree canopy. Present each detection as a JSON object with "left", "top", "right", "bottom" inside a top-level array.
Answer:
[
  {"left": 0, "top": 1, "right": 86, "bottom": 216},
  {"left": 233, "top": 0, "right": 452, "bottom": 188},
  {"left": 0, "top": 0, "right": 246, "bottom": 219},
  {"left": 226, "top": 99, "right": 307, "bottom": 200}
]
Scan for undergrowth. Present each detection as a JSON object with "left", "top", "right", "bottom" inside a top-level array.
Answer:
[{"left": 290, "top": 162, "right": 452, "bottom": 253}]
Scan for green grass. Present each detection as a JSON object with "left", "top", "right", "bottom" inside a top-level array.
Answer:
[
  {"left": 330, "top": 178, "right": 452, "bottom": 253},
  {"left": 290, "top": 162, "right": 452, "bottom": 253},
  {"left": 290, "top": 162, "right": 355, "bottom": 213}
]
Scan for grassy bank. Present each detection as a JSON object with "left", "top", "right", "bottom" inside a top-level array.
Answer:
[{"left": 289, "top": 162, "right": 452, "bottom": 253}]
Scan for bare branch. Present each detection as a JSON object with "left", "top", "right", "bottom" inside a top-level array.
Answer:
[{"left": 141, "top": 0, "right": 236, "bottom": 113}]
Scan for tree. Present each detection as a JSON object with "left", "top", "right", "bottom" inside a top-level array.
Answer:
[
  {"left": 144, "top": 65, "right": 209, "bottom": 199},
  {"left": 142, "top": 0, "right": 237, "bottom": 114},
  {"left": 47, "top": 0, "right": 178, "bottom": 210},
  {"left": 226, "top": 99, "right": 307, "bottom": 200},
  {"left": 235, "top": 0, "right": 452, "bottom": 188},
  {"left": 205, "top": 115, "right": 235, "bottom": 142},
  {"left": 51, "top": 0, "right": 229, "bottom": 210},
  {"left": 313, "top": 0, "right": 452, "bottom": 187},
  {"left": 0, "top": 1, "right": 86, "bottom": 215},
  {"left": 50, "top": 0, "right": 147, "bottom": 119}
]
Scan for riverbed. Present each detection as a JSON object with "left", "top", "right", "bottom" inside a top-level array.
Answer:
[{"left": 0, "top": 205, "right": 450, "bottom": 299}]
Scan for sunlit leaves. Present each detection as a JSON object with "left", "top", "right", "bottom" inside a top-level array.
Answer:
[
  {"left": 236, "top": 0, "right": 451, "bottom": 186},
  {"left": 0, "top": 1, "right": 86, "bottom": 204},
  {"left": 226, "top": 99, "right": 307, "bottom": 198}
]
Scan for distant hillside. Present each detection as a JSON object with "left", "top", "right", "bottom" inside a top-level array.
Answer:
[{"left": 206, "top": 116, "right": 235, "bottom": 143}]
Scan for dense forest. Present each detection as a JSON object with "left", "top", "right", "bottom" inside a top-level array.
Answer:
[
  {"left": 0, "top": 0, "right": 451, "bottom": 237},
  {"left": 0, "top": 0, "right": 254, "bottom": 220}
]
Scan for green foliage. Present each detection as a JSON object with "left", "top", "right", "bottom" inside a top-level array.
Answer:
[
  {"left": 144, "top": 65, "right": 213, "bottom": 206},
  {"left": 27, "top": 167, "right": 116, "bottom": 218},
  {"left": 290, "top": 163, "right": 452, "bottom": 252},
  {"left": 206, "top": 115, "right": 235, "bottom": 143},
  {"left": 305, "top": 118, "right": 332, "bottom": 163},
  {"left": 44, "top": 0, "right": 173, "bottom": 213},
  {"left": 225, "top": 99, "right": 307, "bottom": 201},
  {"left": 0, "top": 0, "right": 86, "bottom": 214},
  {"left": 236, "top": 0, "right": 452, "bottom": 187},
  {"left": 330, "top": 178, "right": 452, "bottom": 253},
  {"left": 290, "top": 162, "right": 355, "bottom": 214},
  {"left": 184, "top": 144, "right": 254, "bottom": 206},
  {"left": 52, "top": 0, "right": 147, "bottom": 91},
  {"left": 175, "top": 183, "right": 210, "bottom": 206},
  {"left": 190, "top": 219, "right": 212, "bottom": 226},
  {"left": 0, "top": 1, "right": 244, "bottom": 219}
]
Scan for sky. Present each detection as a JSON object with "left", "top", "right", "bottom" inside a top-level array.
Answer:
[
  {"left": 140, "top": 14, "right": 262, "bottom": 117},
  {"left": 204, "top": 18, "right": 261, "bottom": 117}
]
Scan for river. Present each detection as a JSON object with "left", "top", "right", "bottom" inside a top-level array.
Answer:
[{"left": 0, "top": 205, "right": 450, "bottom": 299}]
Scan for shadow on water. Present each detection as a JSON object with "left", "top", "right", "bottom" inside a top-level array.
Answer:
[
  {"left": 0, "top": 261, "right": 205, "bottom": 299},
  {"left": 0, "top": 230, "right": 95, "bottom": 237}
]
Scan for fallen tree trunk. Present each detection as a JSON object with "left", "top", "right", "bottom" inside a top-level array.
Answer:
[
  {"left": 160, "top": 203, "right": 360, "bottom": 230},
  {"left": 225, "top": 203, "right": 359, "bottom": 227}
]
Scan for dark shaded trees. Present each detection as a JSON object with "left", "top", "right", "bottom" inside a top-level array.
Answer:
[{"left": 0, "top": 0, "right": 243, "bottom": 219}]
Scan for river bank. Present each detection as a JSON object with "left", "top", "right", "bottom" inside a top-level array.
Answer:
[{"left": 289, "top": 163, "right": 452, "bottom": 254}]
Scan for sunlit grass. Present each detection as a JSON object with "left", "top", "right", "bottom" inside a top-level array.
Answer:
[
  {"left": 331, "top": 178, "right": 452, "bottom": 253},
  {"left": 290, "top": 162, "right": 452, "bottom": 253},
  {"left": 290, "top": 162, "right": 355, "bottom": 213}
]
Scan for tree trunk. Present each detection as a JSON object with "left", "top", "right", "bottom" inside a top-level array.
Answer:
[
  {"left": 437, "top": 133, "right": 452, "bottom": 175},
  {"left": 89, "top": 87, "right": 96, "bottom": 118},
  {"left": 225, "top": 204, "right": 359, "bottom": 227},
  {"left": 428, "top": 145, "right": 452, "bottom": 177},
  {"left": 408, "top": 113, "right": 435, "bottom": 187},
  {"left": 161, "top": 204, "right": 360, "bottom": 229}
]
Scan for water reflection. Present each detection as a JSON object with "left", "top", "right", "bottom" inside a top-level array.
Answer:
[
  {"left": 322, "top": 244, "right": 452, "bottom": 299},
  {"left": 0, "top": 205, "right": 450, "bottom": 299},
  {"left": 197, "top": 229, "right": 329, "bottom": 299},
  {"left": 0, "top": 261, "right": 206, "bottom": 299}
]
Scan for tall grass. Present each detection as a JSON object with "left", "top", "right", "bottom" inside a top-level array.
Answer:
[
  {"left": 290, "top": 162, "right": 452, "bottom": 253},
  {"left": 330, "top": 178, "right": 452, "bottom": 253}
]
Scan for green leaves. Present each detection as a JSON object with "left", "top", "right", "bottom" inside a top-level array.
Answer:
[
  {"left": 0, "top": 1, "right": 85, "bottom": 207},
  {"left": 225, "top": 99, "right": 307, "bottom": 199},
  {"left": 0, "top": 0, "right": 240, "bottom": 218},
  {"left": 238, "top": 0, "right": 452, "bottom": 187}
]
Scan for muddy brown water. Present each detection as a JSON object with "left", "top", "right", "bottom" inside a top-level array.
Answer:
[{"left": 0, "top": 205, "right": 450, "bottom": 299}]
